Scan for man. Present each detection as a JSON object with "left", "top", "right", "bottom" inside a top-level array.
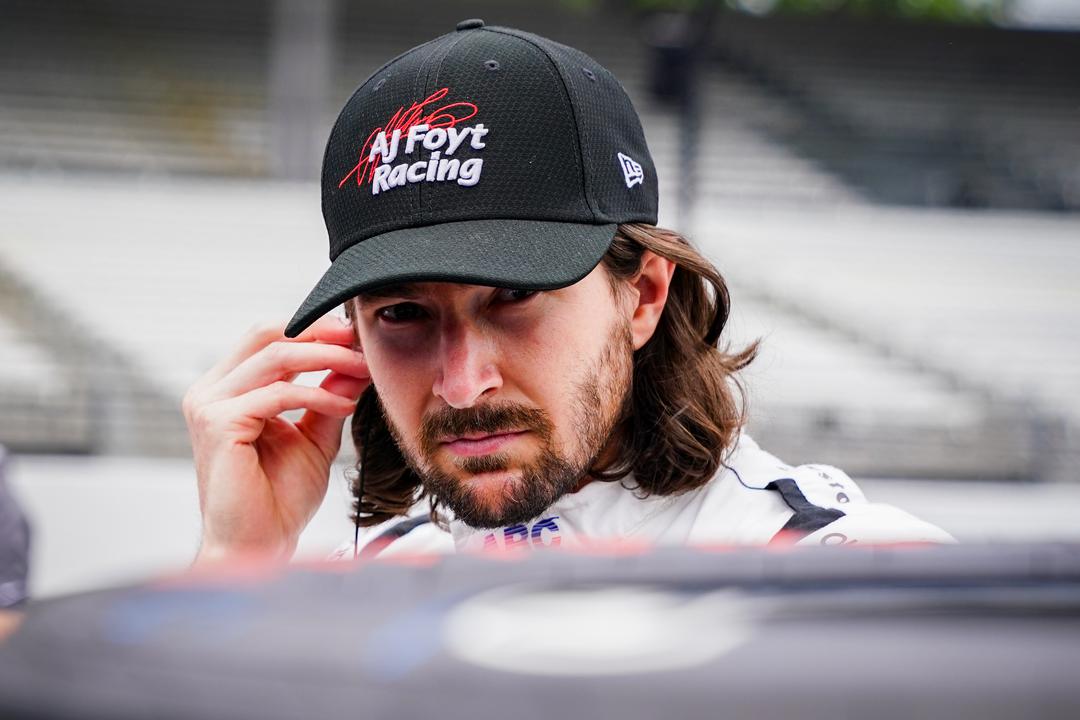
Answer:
[{"left": 184, "top": 20, "right": 951, "bottom": 564}]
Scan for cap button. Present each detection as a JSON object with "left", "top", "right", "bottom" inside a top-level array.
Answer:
[{"left": 456, "top": 18, "right": 484, "bottom": 31}]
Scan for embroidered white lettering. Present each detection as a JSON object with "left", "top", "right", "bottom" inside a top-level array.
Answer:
[
  {"left": 371, "top": 163, "right": 392, "bottom": 194},
  {"left": 469, "top": 123, "right": 489, "bottom": 149},
  {"left": 406, "top": 161, "right": 427, "bottom": 183},
  {"left": 426, "top": 151, "right": 441, "bottom": 181},
  {"left": 368, "top": 132, "right": 388, "bottom": 163},
  {"left": 436, "top": 157, "right": 460, "bottom": 181},
  {"left": 366, "top": 122, "right": 487, "bottom": 194},
  {"left": 444, "top": 126, "right": 472, "bottom": 155},
  {"left": 422, "top": 127, "right": 448, "bottom": 150},
  {"left": 404, "top": 124, "right": 429, "bottom": 155},
  {"left": 371, "top": 129, "right": 401, "bottom": 164},
  {"left": 387, "top": 163, "right": 408, "bottom": 188},
  {"left": 457, "top": 158, "right": 483, "bottom": 186}
]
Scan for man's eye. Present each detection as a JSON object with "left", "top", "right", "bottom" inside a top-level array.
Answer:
[
  {"left": 376, "top": 303, "right": 427, "bottom": 323},
  {"left": 494, "top": 288, "right": 538, "bottom": 304}
]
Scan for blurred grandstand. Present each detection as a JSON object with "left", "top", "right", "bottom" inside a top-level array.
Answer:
[{"left": 1, "top": 0, "right": 1079, "bottom": 592}]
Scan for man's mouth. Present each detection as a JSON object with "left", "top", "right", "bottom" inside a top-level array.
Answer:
[{"left": 439, "top": 430, "right": 528, "bottom": 456}]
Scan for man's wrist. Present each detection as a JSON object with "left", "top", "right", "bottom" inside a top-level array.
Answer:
[{"left": 193, "top": 536, "right": 295, "bottom": 568}]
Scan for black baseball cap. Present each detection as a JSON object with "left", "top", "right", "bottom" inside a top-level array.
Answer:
[{"left": 284, "top": 19, "right": 659, "bottom": 338}]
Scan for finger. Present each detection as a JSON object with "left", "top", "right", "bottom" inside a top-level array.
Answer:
[
  {"left": 296, "top": 372, "right": 370, "bottom": 451},
  {"left": 201, "top": 315, "right": 357, "bottom": 387},
  {"left": 318, "top": 370, "right": 370, "bottom": 400},
  {"left": 257, "top": 361, "right": 365, "bottom": 391},
  {"left": 207, "top": 341, "right": 370, "bottom": 402},
  {"left": 212, "top": 382, "right": 357, "bottom": 437}
]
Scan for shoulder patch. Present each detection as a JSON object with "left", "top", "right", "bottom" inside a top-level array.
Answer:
[
  {"left": 765, "top": 465, "right": 866, "bottom": 544},
  {"left": 768, "top": 478, "right": 844, "bottom": 542},
  {"left": 790, "top": 464, "right": 867, "bottom": 510},
  {"left": 796, "top": 503, "right": 957, "bottom": 547}
]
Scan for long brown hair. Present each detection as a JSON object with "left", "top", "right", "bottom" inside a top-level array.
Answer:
[{"left": 343, "top": 223, "right": 759, "bottom": 528}]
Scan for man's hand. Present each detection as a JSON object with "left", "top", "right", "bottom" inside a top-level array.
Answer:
[{"left": 182, "top": 315, "right": 369, "bottom": 565}]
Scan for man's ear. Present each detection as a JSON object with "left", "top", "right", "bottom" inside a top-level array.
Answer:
[
  {"left": 345, "top": 298, "right": 363, "bottom": 352},
  {"left": 626, "top": 251, "right": 676, "bottom": 350}
]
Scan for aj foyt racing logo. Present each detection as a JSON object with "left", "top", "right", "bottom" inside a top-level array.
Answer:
[{"left": 338, "top": 87, "right": 488, "bottom": 195}]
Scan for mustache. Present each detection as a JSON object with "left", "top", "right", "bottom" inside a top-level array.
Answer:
[{"left": 418, "top": 402, "right": 553, "bottom": 454}]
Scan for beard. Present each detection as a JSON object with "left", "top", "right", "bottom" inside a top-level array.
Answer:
[{"left": 380, "top": 319, "right": 634, "bottom": 529}]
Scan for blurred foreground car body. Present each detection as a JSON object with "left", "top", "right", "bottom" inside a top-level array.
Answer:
[{"left": 0, "top": 542, "right": 1077, "bottom": 719}]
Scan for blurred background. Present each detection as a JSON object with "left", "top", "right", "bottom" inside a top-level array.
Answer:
[{"left": 0, "top": 0, "right": 1078, "bottom": 597}]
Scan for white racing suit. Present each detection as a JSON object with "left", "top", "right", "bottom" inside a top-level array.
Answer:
[{"left": 333, "top": 433, "right": 953, "bottom": 559}]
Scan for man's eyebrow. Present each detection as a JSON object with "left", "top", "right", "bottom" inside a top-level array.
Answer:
[{"left": 356, "top": 284, "right": 420, "bottom": 303}]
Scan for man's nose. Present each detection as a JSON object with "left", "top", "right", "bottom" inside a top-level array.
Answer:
[{"left": 431, "top": 321, "right": 502, "bottom": 409}]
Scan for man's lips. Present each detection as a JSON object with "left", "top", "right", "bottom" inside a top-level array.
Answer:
[{"left": 439, "top": 430, "right": 528, "bottom": 456}]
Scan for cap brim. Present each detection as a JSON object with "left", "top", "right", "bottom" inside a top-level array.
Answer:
[{"left": 284, "top": 218, "right": 618, "bottom": 337}]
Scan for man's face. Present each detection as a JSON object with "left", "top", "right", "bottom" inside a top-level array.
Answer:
[{"left": 352, "top": 264, "right": 634, "bottom": 528}]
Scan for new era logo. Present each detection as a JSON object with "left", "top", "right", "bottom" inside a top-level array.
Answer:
[{"left": 617, "top": 152, "right": 644, "bottom": 188}]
